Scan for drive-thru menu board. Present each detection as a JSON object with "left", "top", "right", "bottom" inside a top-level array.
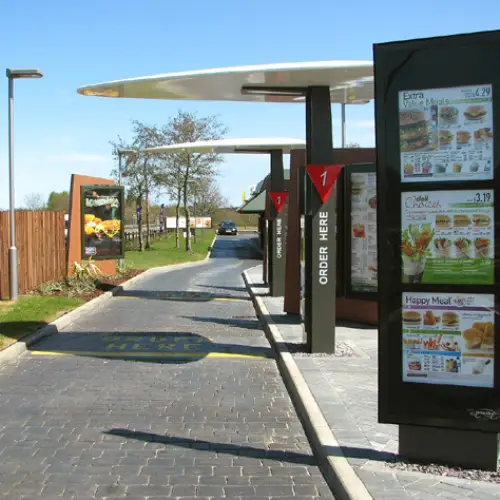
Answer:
[
  {"left": 400, "top": 85, "right": 493, "bottom": 182},
  {"left": 375, "top": 30, "right": 500, "bottom": 434},
  {"left": 350, "top": 171, "right": 377, "bottom": 292},
  {"left": 401, "top": 190, "right": 494, "bottom": 285},
  {"left": 402, "top": 292, "right": 495, "bottom": 388}
]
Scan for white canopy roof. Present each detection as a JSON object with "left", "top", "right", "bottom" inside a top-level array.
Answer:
[
  {"left": 145, "top": 137, "right": 306, "bottom": 155},
  {"left": 77, "top": 61, "right": 374, "bottom": 104}
]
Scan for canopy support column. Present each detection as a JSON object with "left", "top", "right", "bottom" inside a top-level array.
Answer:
[{"left": 304, "top": 86, "right": 336, "bottom": 354}]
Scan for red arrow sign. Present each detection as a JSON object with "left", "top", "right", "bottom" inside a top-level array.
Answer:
[
  {"left": 269, "top": 192, "right": 289, "bottom": 213},
  {"left": 305, "top": 164, "right": 343, "bottom": 204}
]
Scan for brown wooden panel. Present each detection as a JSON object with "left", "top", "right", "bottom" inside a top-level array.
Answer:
[
  {"left": 0, "top": 212, "right": 8, "bottom": 298},
  {"left": 0, "top": 210, "right": 67, "bottom": 299}
]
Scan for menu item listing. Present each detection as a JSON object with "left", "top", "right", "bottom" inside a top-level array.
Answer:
[
  {"left": 401, "top": 190, "right": 494, "bottom": 285},
  {"left": 399, "top": 84, "right": 493, "bottom": 182},
  {"left": 402, "top": 292, "right": 494, "bottom": 388},
  {"left": 350, "top": 172, "right": 377, "bottom": 292}
]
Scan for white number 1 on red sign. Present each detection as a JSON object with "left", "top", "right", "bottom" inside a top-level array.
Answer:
[{"left": 320, "top": 171, "right": 327, "bottom": 187}]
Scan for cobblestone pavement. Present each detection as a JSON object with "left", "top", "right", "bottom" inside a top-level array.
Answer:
[
  {"left": 0, "top": 235, "right": 334, "bottom": 499},
  {"left": 246, "top": 266, "right": 500, "bottom": 500}
]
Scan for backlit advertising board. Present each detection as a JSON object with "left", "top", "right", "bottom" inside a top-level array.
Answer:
[{"left": 374, "top": 29, "right": 500, "bottom": 432}]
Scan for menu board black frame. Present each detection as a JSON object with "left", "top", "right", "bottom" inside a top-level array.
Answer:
[
  {"left": 374, "top": 30, "right": 500, "bottom": 432},
  {"left": 344, "top": 163, "right": 378, "bottom": 300},
  {"left": 80, "top": 184, "right": 125, "bottom": 261}
]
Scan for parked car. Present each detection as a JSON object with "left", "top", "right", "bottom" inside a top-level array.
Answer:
[{"left": 217, "top": 220, "right": 238, "bottom": 235}]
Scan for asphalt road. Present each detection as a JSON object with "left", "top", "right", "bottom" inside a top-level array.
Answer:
[{"left": 0, "top": 234, "right": 333, "bottom": 499}]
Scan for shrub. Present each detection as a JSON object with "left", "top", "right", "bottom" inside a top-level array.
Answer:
[{"left": 39, "top": 281, "right": 64, "bottom": 295}]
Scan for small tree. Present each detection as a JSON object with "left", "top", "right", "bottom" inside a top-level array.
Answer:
[
  {"left": 195, "top": 178, "right": 228, "bottom": 217},
  {"left": 164, "top": 157, "right": 184, "bottom": 249},
  {"left": 110, "top": 121, "right": 168, "bottom": 251},
  {"left": 46, "top": 191, "right": 70, "bottom": 212},
  {"left": 24, "top": 192, "right": 46, "bottom": 210},
  {"left": 162, "top": 111, "right": 228, "bottom": 252}
]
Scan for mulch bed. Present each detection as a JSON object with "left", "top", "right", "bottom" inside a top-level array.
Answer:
[
  {"left": 31, "top": 269, "right": 146, "bottom": 302},
  {"left": 82, "top": 269, "right": 145, "bottom": 301}
]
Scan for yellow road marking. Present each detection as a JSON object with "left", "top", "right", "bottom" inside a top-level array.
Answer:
[{"left": 30, "top": 350, "right": 270, "bottom": 360}]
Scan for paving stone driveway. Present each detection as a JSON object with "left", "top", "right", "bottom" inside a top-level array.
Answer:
[{"left": 0, "top": 234, "right": 334, "bottom": 499}]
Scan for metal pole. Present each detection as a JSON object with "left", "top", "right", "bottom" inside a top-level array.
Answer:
[
  {"left": 193, "top": 189, "right": 197, "bottom": 244},
  {"left": 117, "top": 153, "right": 123, "bottom": 268},
  {"left": 8, "top": 77, "right": 18, "bottom": 302},
  {"left": 341, "top": 103, "right": 346, "bottom": 147},
  {"left": 118, "top": 152, "right": 122, "bottom": 186}
]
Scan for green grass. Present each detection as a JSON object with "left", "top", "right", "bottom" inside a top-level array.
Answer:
[
  {"left": 0, "top": 295, "right": 85, "bottom": 349},
  {"left": 125, "top": 230, "right": 216, "bottom": 270}
]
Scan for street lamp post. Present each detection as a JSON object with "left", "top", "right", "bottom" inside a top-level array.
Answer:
[
  {"left": 6, "top": 68, "right": 43, "bottom": 302},
  {"left": 116, "top": 149, "right": 136, "bottom": 267},
  {"left": 117, "top": 148, "right": 136, "bottom": 186}
]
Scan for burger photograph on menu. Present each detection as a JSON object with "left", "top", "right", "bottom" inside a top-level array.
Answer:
[
  {"left": 442, "top": 312, "right": 460, "bottom": 327},
  {"left": 403, "top": 311, "right": 422, "bottom": 326},
  {"left": 456, "top": 131, "right": 471, "bottom": 145},
  {"left": 439, "top": 129, "right": 454, "bottom": 147},
  {"left": 464, "top": 105, "right": 487, "bottom": 121},
  {"left": 453, "top": 214, "right": 471, "bottom": 227},
  {"left": 399, "top": 110, "right": 430, "bottom": 152},
  {"left": 435, "top": 214, "right": 451, "bottom": 228},
  {"left": 472, "top": 213, "right": 490, "bottom": 227},
  {"left": 439, "top": 106, "right": 459, "bottom": 125}
]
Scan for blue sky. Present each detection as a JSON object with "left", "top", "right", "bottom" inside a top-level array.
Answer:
[{"left": 1, "top": 0, "right": 499, "bottom": 209}]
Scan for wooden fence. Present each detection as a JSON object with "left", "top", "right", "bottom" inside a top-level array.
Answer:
[{"left": 0, "top": 211, "right": 66, "bottom": 299}]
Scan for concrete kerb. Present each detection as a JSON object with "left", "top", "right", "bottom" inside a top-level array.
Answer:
[
  {"left": 242, "top": 267, "right": 373, "bottom": 500},
  {"left": 0, "top": 235, "right": 218, "bottom": 366}
]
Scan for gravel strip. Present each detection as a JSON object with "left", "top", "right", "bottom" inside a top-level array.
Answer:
[
  {"left": 286, "top": 341, "right": 355, "bottom": 357},
  {"left": 385, "top": 456, "right": 500, "bottom": 483}
]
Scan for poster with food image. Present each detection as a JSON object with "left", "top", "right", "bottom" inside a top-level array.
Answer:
[
  {"left": 401, "top": 190, "right": 494, "bottom": 285},
  {"left": 402, "top": 292, "right": 494, "bottom": 388},
  {"left": 399, "top": 84, "right": 493, "bottom": 182},
  {"left": 350, "top": 172, "right": 377, "bottom": 292},
  {"left": 81, "top": 186, "right": 124, "bottom": 259}
]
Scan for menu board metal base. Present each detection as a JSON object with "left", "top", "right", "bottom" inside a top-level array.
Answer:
[{"left": 400, "top": 424, "right": 499, "bottom": 471}]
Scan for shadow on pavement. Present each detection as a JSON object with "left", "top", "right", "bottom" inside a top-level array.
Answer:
[
  {"left": 196, "top": 284, "right": 248, "bottom": 293},
  {"left": 28, "top": 330, "right": 274, "bottom": 362},
  {"left": 0, "top": 321, "right": 49, "bottom": 344},
  {"left": 111, "top": 288, "right": 250, "bottom": 302},
  {"left": 184, "top": 316, "right": 263, "bottom": 331},
  {"left": 336, "top": 320, "right": 377, "bottom": 330},
  {"left": 269, "top": 314, "right": 302, "bottom": 326},
  {"left": 104, "top": 428, "right": 318, "bottom": 466}
]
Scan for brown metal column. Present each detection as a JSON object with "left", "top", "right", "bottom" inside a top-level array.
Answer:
[{"left": 284, "top": 149, "right": 304, "bottom": 315}]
